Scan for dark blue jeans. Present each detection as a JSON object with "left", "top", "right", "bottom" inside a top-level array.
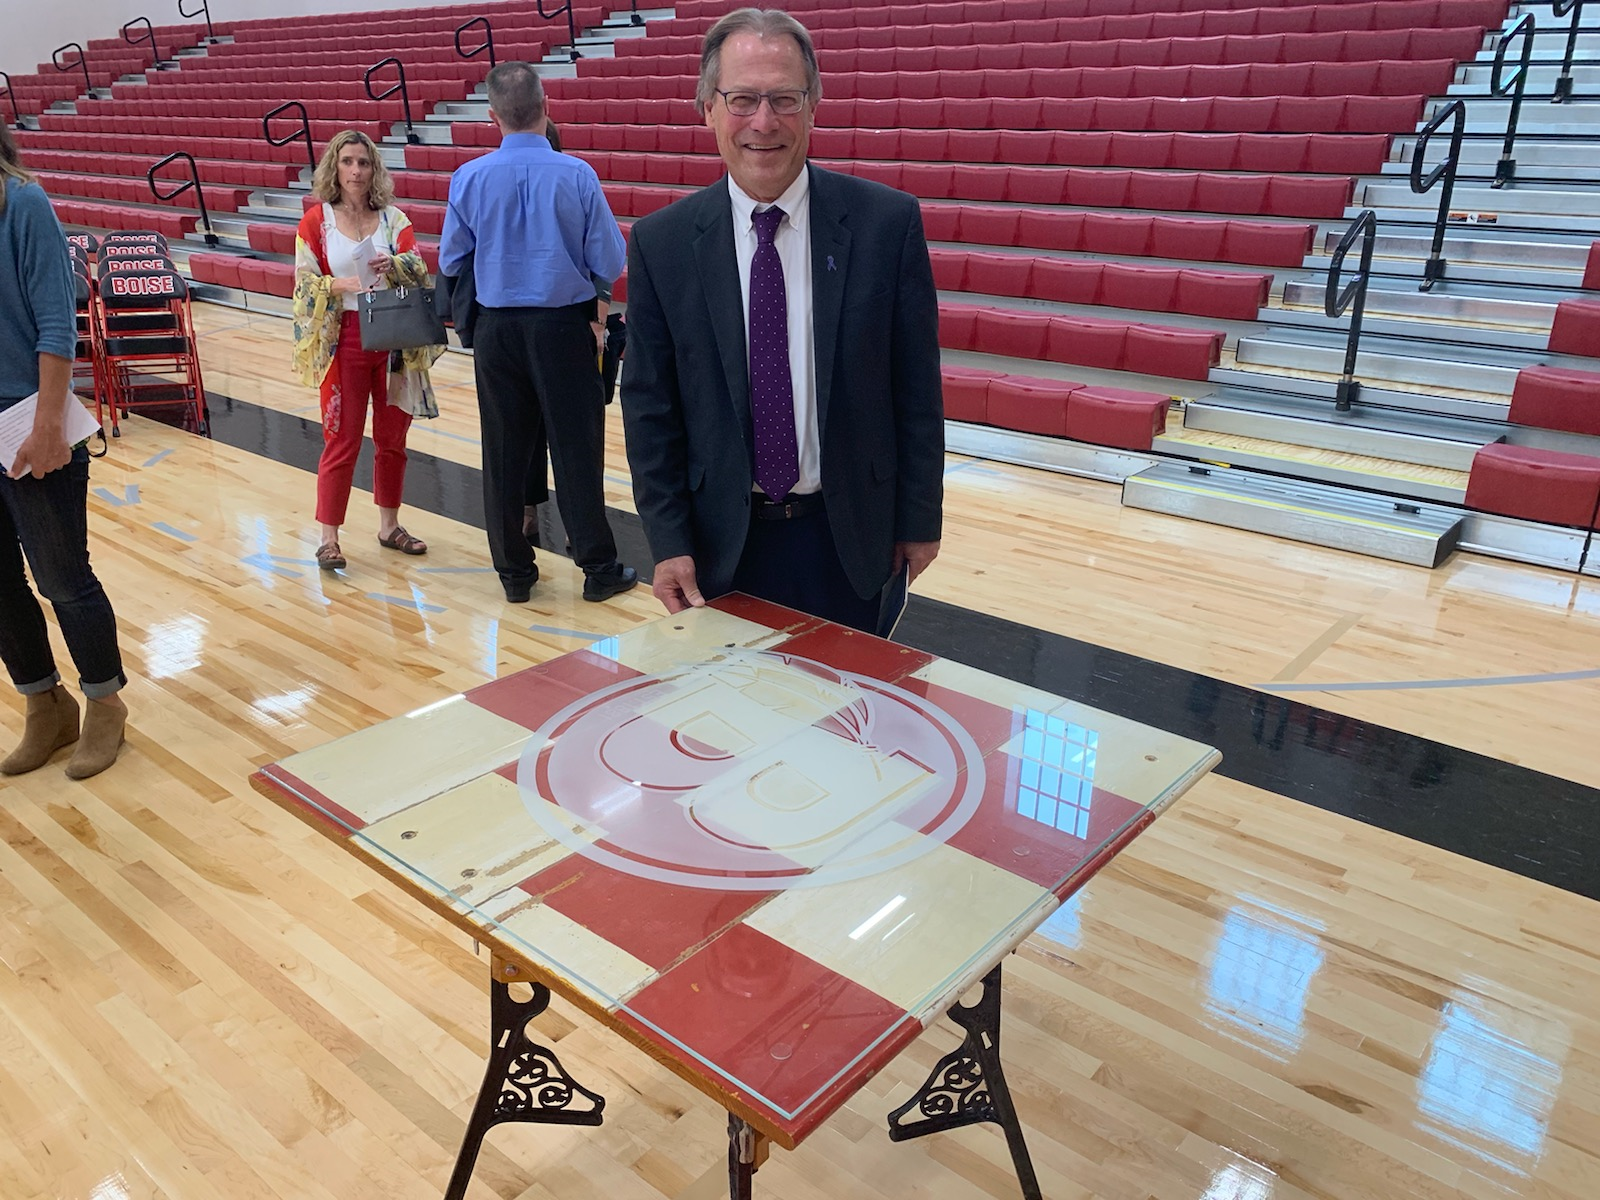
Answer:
[{"left": 0, "top": 445, "right": 126, "bottom": 698}]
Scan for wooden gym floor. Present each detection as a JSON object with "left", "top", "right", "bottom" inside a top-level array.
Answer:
[{"left": 0, "top": 302, "right": 1595, "bottom": 1200}]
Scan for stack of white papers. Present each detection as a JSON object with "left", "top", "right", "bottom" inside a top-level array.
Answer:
[{"left": 0, "top": 393, "right": 103, "bottom": 474}]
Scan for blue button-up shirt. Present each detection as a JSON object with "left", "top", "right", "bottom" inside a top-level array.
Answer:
[{"left": 438, "top": 132, "right": 625, "bottom": 309}]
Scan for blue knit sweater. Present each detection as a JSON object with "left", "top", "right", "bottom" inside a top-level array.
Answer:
[{"left": 0, "top": 177, "right": 77, "bottom": 408}]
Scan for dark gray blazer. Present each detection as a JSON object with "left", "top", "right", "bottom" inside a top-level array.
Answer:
[{"left": 621, "top": 164, "right": 944, "bottom": 600}]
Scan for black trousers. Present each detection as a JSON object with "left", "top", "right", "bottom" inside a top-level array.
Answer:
[
  {"left": 731, "top": 501, "right": 879, "bottom": 633},
  {"left": 473, "top": 305, "right": 615, "bottom": 582}
]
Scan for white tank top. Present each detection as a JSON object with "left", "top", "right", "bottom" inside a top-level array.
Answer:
[{"left": 323, "top": 204, "right": 388, "bottom": 312}]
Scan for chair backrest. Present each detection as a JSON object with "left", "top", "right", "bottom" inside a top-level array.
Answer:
[
  {"left": 97, "top": 253, "right": 174, "bottom": 280},
  {"left": 65, "top": 231, "right": 100, "bottom": 254},
  {"left": 99, "top": 267, "right": 188, "bottom": 309}
]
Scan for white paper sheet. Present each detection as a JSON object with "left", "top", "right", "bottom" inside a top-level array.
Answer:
[
  {"left": 0, "top": 394, "right": 102, "bottom": 474},
  {"left": 350, "top": 234, "right": 380, "bottom": 291}
]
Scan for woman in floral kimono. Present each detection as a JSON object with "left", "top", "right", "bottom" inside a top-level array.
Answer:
[{"left": 292, "top": 129, "right": 441, "bottom": 570}]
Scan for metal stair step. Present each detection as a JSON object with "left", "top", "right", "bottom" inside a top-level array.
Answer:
[
  {"left": 1233, "top": 332, "right": 1522, "bottom": 398},
  {"left": 1279, "top": 279, "right": 1556, "bottom": 330},
  {"left": 1150, "top": 434, "right": 1468, "bottom": 504},
  {"left": 1360, "top": 182, "right": 1600, "bottom": 218},
  {"left": 1329, "top": 232, "right": 1594, "bottom": 269},
  {"left": 1181, "top": 389, "right": 1502, "bottom": 469},
  {"left": 1206, "top": 367, "right": 1511, "bottom": 420},
  {"left": 1261, "top": 303, "right": 1551, "bottom": 351},
  {"left": 1121, "top": 461, "right": 1464, "bottom": 567}
]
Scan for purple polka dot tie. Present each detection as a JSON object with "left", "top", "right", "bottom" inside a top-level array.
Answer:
[{"left": 749, "top": 205, "right": 799, "bottom": 501}]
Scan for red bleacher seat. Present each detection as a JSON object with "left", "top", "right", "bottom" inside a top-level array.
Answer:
[
  {"left": 1465, "top": 443, "right": 1600, "bottom": 528},
  {"left": 985, "top": 376, "right": 1079, "bottom": 437},
  {"left": 940, "top": 367, "right": 1002, "bottom": 423},
  {"left": 1551, "top": 301, "right": 1600, "bottom": 358},
  {"left": 1585, "top": 244, "right": 1600, "bottom": 291},
  {"left": 1508, "top": 366, "right": 1600, "bottom": 437},
  {"left": 1062, "top": 386, "right": 1171, "bottom": 451}
]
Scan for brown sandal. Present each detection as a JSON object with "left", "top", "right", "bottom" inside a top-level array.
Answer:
[
  {"left": 378, "top": 525, "right": 427, "bottom": 556},
  {"left": 316, "top": 542, "right": 346, "bottom": 570}
]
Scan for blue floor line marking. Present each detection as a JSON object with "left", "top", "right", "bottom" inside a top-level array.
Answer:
[
  {"left": 368, "top": 593, "right": 447, "bottom": 613},
  {"left": 152, "top": 522, "right": 197, "bottom": 542},
  {"left": 141, "top": 449, "right": 174, "bottom": 468},
  {"left": 416, "top": 566, "right": 497, "bottom": 574},
  {"left": 414, "top": 425, "right": 482, "bottom": 446},
  {"left": 1260, "top": 667, "right": 1600, "bottom": 693},
  {"left": 528, "top": 623, "right": 598, "bottom": 639}
]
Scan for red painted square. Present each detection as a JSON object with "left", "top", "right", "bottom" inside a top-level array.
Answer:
[
  {"left": 465, "top": 669, "right": 591, "bottom": 733},
  {"left": 709, "top": 592, "right": 827, "bottom": 636},
  {"left": 620, "top": 924, "right": 916, "bottom": 1134},
  {"left": 774, "top": 625, "right": 935, "bottom": 684},
  {"left": 520, "top": 858, "right": 776, "bottom": 970},
  {"left": 897, "top": 676, "right": 1027, "bottom": 757},
  {"left": 946, "top": 748, "right": 1151, "bottom": 892}
]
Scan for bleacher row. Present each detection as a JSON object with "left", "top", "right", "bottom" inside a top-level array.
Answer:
[
  {"left": 18, "top": 0, "right": 1600, "bottom": 538},
  {"left": 630, "top": 25, "right": 1487, "bottom": 60}
]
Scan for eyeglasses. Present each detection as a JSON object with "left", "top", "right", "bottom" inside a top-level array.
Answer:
[{"left": 715, "top": 88, "right": 810, "bottom": 116}]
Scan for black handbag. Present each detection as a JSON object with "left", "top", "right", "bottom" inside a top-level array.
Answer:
[{"left": 358, "top": 285, "right": 446, "bottom": 352}]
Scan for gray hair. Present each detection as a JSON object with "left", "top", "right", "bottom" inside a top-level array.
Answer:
[
  {"left": 696, "top": 8, "right": 822, "bottom": 117},
  {"left": 486, "top": 61, "right": 547, "bottom": 133}
]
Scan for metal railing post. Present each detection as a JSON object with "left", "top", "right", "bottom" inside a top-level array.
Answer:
[
  {"left": 177, "top": 0, "right": 216, "bottom": 42},
  {"left": 1325, "top": 210, "right": 1378, "bottom": 413},
  {"left": 1551, "top": 0, "right": 1584, "bottom": 103},
  {"left": 454, "top": 17, "right": 496, "bottom": 68},
  {"left": 53, "top": 43, "right": 93, "bottom": 100},
  {"left": 1490, "top": 13, "right": 1536, "bottom": 188},
  {"left": 0, "top": 72, "right": 17, "bottom": 128},
  {"left": 263, "top": 100, "right": 316, "bottom": 176},
  {"left": 365, "top": 57, "right": 419, "bottom": 145},
  {"left": 122, "top": 17, "right": 163, "bottom": 70},
  {"left": 536, "top": 0, "right": 582, "bottom": 62},
  {"left": 1409, "top": 99, "right": 1466, "bottom": 292},
  {"left": 147, "top": 151, "right": 219, "bottom": 245}
]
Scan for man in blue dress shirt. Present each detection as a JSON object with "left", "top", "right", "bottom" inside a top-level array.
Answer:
[{"left": 439, "top": 61, "right": 635, "bottom": 604}]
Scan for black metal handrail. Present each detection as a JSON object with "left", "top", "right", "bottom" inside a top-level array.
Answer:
[
  {"left": 1552, "top": 0, "right": 1585, "bottom": 103},
  {"left": 536, "top": 0, "right": 582, "bottom": 62},
  {"left": 122, "top": 18, "right": 162, "bottom": 70},
  {"left": 53, "top": 43, "right": 92, "bottom": 100},
  {"left": 1490, "top": 12, "right": 1536, "bottom": 187},
  {"left": 147, "top": 151, "right": 219, "bottom": 244},
  {"left": 178, "top": 0, "right": 215, "bottom": 42},
  {"left": 0, "top": 72, "right": 17, "bottom": 128},
  {"left": 1325, "top": 210, "right": 1377, "bottom": 413},
  {"left": 455, "top": 17, "right": 496, "bottom": 68},
  {"left": 365, "top": 57, "right": 419, "bottom": 144},
  {"left": 264, "top": 100, "right": 316, "bottom": 175},
  {"left": 1409, "top": 99, "right": 1466, "bottom": 293}
]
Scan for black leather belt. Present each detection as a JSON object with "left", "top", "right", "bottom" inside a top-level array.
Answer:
[{"left": 752, "top": 492, "right": 825, "bottom": 521}]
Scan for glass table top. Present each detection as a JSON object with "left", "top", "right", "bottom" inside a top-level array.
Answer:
[{"left": 253, "top": 594, "right": 1219, "bottom": 1144}]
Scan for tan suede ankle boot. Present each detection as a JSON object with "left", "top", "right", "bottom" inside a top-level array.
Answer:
[
  {"left": 0, "top": 685, "right": 81, "bottom": 775},
  {"left": 65, "top": 700, "right": 126, "bottom": 781}
]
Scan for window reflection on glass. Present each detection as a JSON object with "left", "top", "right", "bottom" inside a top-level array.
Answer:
[
  {"left": 1015, "top": 709, "right": 1096, "bottom": 839},
  {"left": 1417, "top": 996, "right": 1565, "bottom": 1174},
  {"left": 587, "top": 634, "right": 621, "bottom": 661},
  {"left": 1200, "top": 1158, "right": 1277, "bottom": 1200},
  {"left": 1204, "top": 899, "right": 1325, "bottom": 1057}
]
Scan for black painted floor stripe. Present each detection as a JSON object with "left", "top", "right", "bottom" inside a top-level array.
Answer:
[{"left": 199, "top": 391, "right": 1600, "bottom": 902}]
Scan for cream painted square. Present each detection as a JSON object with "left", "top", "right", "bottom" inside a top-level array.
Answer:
[
  {"left": 359, "top": 773, "right": 600, "bottom": 907},
  {"left": 908, "top": 657, "right": 1073, "bottom": 718},
  {"left": 746, "top": 841, "right": 1049, "bottom": 1016},
  {"left": 591, "top": 607, "right": 793, "bottom": 675},
  {"left": 635, "top": 663, "right": 854, "bottom": 756},
  {"left": 682, "top": 724, "right": 934, "bottom": 867},
  {"left": 476, "top": 889, "right": 658, "bottom": 1010},
  {"left": 275, "top": 695, "right": 538, "bottom": 826},
  {"left": 999, "top": 700, "right": 1217, "bottom": 811}
]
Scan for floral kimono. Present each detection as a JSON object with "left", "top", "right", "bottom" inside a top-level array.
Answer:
[{"left": 291, "top": 202, "right": 442, "bottom": 418}]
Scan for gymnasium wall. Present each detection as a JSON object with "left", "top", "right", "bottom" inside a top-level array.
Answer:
[{"left": 1, "top": 0, "right": 488, "bottom": 88}]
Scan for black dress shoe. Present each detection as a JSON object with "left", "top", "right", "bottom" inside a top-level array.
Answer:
[
  {"left": 582, "top": 562, "right": 638, "bottom": 603},
  {"left": 502, "top": 563, "right": 539, "bottom": 604}
]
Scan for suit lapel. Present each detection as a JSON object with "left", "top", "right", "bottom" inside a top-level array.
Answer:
[
  {"left": 808, "top": 166, "right": 850, "bottom": 441},
  {"left": 693, "top": 187, "right": 754, "bottom": 451}
]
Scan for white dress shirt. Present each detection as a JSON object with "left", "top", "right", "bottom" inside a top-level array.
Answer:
[{"left": 729, "top": 173, "right": 820, "bottom": 496}]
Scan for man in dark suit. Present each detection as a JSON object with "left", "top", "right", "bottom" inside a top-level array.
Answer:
[{"left": 621, "top": 7, "right": 943, "bottom": 633}]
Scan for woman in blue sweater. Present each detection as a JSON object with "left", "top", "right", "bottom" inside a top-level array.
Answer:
[{"left": 0, "top": 123, "right": 128, "bottom": 779}]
